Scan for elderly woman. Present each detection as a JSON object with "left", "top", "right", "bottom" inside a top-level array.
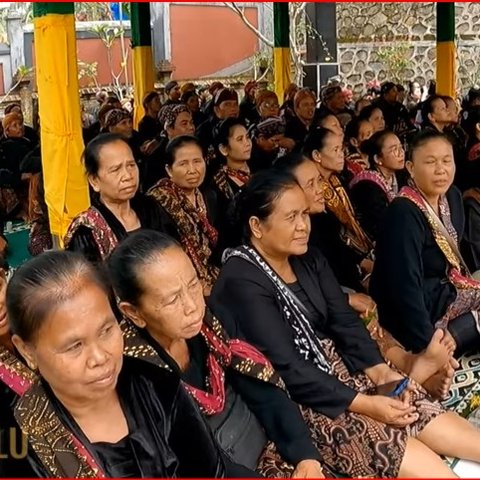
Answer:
[
  {"left": 108, "top": 230, "right": 325, "bottom": 478},
  {"left": 371, "top": 130, "right": 480, "bottom": 381},
  {"left": 148, "top": 135, "right": 219, "bottom": 296},
  {"left": 274, "top": 153, "right": 376, "bottom": 318},
  {"left": 103, "top": 108, "right": 144, "bottom": 165},
  {"left": 64, "top": 133, "right": 167, "bottom": 263},
  {"left": 303, "top": 127, "right": 374, "bottom": 292},
  {"left": 211, "top": 168, "right": 480, "bottom": 478},
  {"left": 6, "top": 250, "right": 240, "bottom": 477},
  {"left": 143, "top": 104, "right": 195, "bottom": 191},
  {"left": 349, "top": 130, "right": 408, "bottom": 242}
]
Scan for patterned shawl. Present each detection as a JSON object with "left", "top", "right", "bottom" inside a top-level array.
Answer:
[
  {"left": 0, "top": 346, "right": 104, "bottom": 478},
  {"left": 400, "top": 185, "right": 480, "bottom": 291},
  {"left": 349, "top": 170, "right": 398, "bottom": 203},
  {"left": 223, "top": 246, "right": 332, "bottom": 374},
  {"left": 148, "top": 178, "right": 219, "bottom": 291},
  {"left": 212, "top": 166, "right": 250, "bottom": 201},
  {"left": 321, "top": 174, "right": 374, "bottom": 256},
  {"left": 121, "top": 311, "right": 284, "bottom": 416},
  {"left": 63, "top": 206, "right": 118, "bottom": 261}
]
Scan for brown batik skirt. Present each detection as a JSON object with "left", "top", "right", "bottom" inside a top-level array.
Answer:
[
  {"left": 370, "top": 286, "right": 480, "bottom": 357},
  {"left": 256, "top": 338, "right": 444, "bottom": 478}
]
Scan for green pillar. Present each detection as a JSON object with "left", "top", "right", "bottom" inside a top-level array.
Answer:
[{"left": 130, "top": 2, "right": 155, "bottom": 129}]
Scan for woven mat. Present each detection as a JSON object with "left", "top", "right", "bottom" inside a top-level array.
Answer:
[{"left": 443, "top": 350, "right": 480, "bottom": 415}]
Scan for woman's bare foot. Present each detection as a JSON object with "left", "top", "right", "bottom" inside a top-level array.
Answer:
[
  {"left": 409, "top": 329, "right": 452, "bottom": 384},
  {"left": 423, "top": 363, "right": 456, "bottom": 400}
]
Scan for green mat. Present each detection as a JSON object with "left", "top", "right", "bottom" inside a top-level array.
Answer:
[{"left": 4, "top": 221, "right": 32, "bottom": 269}]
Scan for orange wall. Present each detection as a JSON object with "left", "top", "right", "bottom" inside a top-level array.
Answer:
[
  {"left": 170, "top": 4, "right": 259, "bottom": 80},
  {"left": 77, "top": 37, "right": 133, "bottom": 88},
  {"left": 31, "top": 37, "right": 133, "bottom": 88}
]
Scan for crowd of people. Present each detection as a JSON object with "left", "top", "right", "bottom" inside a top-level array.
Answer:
[{"left": 2, "top": 76, "right": 480, "bottom": 477}]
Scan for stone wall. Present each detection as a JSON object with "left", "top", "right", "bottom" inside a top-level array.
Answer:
[{"left": 335, "top": 2, "right": 480, "bottom": 93}]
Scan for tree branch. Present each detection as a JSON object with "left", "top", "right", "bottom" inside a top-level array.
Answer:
[{"left": 223, "top": 2, "right": 274, "bottom": 48}]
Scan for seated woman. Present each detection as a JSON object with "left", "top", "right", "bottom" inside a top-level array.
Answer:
[
  {"left": 108, "top": 230, "right": 325, "bottom": 478},
  {"left": 274, "top": 153, "right": 375, "bottom": 317},
  {"left": 103, "top": 108, "right": 144, "bottom": 164},
  {"left": 303, "top": 127, "right": 374, "bottom": 292},
  {"left": 371, "top": 131, "right": 480, "bottom": 391},
  {"left": 358, "top": 105, "right": 386, "bottom": 134},
  {"left": 462, "top": 186, "right": 480, "bottom": 272},
  {"left": 343, "top": 117, "right": 374, "bottom": 174},
  {"left": 0, "top": 113, "right": 34, "bottom": 221},
  {"left": 6, "top": 251, "right": 240, "bottom": 478},
  {"left": 64, "top": 133, "right": 167, "bottom": 263},
  {"left": 248, "top": 117, "right": 287, "bottom": 173},
  {"left": 461, "top": 105, "right": 480, "bottom": 192},
  {"left": 143, "top": 104, "right": 195, "bottom": 191},
  {"left": 209, "top": 118, "right": 252, "bottom": 251},
  {"left": 349, "top": 131, "right": 408, "bottom": 242},
  {"left": 147, "top": 136, "right": 219, "bottom": 296},
  {"left": 211, "top": 168, "right": 480, "bottom": 478},
  {"left": 254, "top": 90, "right": 295, "bottom": 152},
  {"left": 0, "top": 267, "right": 37, "bottom": 478}
]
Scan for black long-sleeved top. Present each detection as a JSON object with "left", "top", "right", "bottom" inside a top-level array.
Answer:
[
  {"left": 370, "top": 186, "right": 472, "bottom": 353},
  {"left": 349, "top": 170, "right": 409, "bottom": 242},
  {"left": 309, "top": 212, "right": 365, "bottom": 292},
  {"left": 462, "top": 191, "right": 480, "bottom": 272},
  {"left": 150, "top": 328, "right": 320, "bottom": 468},
  {"left": 210, "top": 248, "right": 384, "bottom": 419},
  {"left": 66, "top": 194, "right": 172, "bottom": 263},
  {"left": 23, "top": 356, "right": 228, "bottom": 478}
]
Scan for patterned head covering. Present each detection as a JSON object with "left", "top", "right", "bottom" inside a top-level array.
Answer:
[
  {"left": 161, "top": 104, "right": 190, "bottom": 129},
  {"left": 250, "top": 116, "right": 285, "bottom": 139},
  {"left": 104, "top": 108, "right": 131, "bottom": 130}
]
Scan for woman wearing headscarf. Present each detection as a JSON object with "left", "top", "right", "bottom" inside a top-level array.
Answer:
[
  {"left": 103, "top": 108, "right": 144, "bottom": 169},
  {"left": 143, "top": 104, "right": 195, "bottom": 191},
  {"left": 249, "top": 117, "right": 287, "bottom": 173}
]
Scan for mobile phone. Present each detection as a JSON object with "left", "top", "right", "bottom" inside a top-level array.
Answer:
[{"left": 375, "top": 378, "right": 409, "bottom": 397}]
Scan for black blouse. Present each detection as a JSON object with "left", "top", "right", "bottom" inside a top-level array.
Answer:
[
  {"left": 28, "top": 356, "right": 225, "bottom": 478},
  {"left": 349, "top": 170, "right": 409, "bottom": 242},
  {"left": 67, "top": 194, "right": 172, "bottom": 263},
  {"left": 309, "top": 212, "right": 365, "bottom": 292},
  {"left": 146, "top": 329, "right": 320, "bottom": 467},
  {"left": 210, "top": 248, "right": 384, "bottom": 419},
  {"left": 370, "top": 186, "right": 470, "bottom": 353}
]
